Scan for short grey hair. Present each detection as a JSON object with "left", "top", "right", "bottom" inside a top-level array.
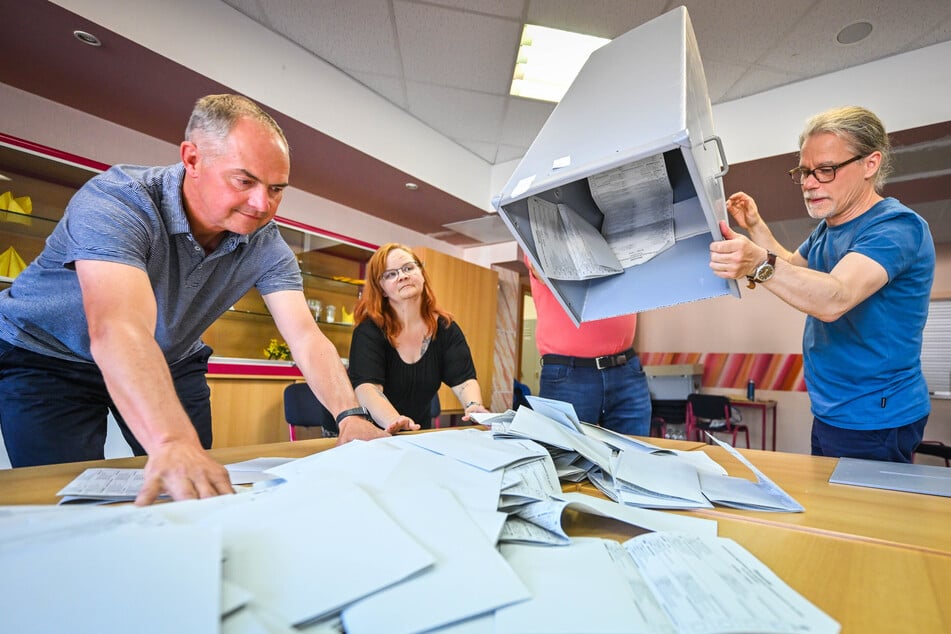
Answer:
[
  {"left": 799, "top": 106, "right": 892, "bottom": 193},
  {"left": 185, "top": 94, "right": 288, "bottom": 151}
]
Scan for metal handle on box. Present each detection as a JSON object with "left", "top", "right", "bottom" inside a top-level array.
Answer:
[{"left": 704, "top": 135, "right": 729, "bottom": 178}]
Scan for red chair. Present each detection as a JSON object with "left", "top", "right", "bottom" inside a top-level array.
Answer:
[{"left": 686, "top": 393, "right": 749, "bottom": 448}]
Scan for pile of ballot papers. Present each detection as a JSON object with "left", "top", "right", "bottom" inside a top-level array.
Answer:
[
  {"left": 487, "top": 395, "right": 804, "bottom": 512},
  {"left": 1, "top": 409, "right": 836, "bottom": 634}
]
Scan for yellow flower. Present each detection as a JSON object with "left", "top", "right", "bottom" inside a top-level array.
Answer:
[{"left": 264, "top": 338, "right": 291, "bottom": 360}]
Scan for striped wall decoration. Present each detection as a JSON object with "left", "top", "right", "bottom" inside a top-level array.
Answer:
[{"left": 640, "top": 351, "right": 807, "bottom": 392}]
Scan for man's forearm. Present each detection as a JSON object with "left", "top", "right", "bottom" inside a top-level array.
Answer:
[{"left": 89, "top": 324, "right": 200, "bottom": 451}]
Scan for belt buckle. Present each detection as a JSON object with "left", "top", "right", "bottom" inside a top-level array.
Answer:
[{"left": 596, "top": 354, "right": 626, "bottom": 370}]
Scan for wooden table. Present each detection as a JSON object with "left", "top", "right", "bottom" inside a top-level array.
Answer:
[
  {"left": 3, "top": 435, "right": 950, "bottom": 632},
  {"left": 692, "top": 445, "right": 951, "bottom": 555},
  {"left": 728, "top": 396, "right": 778, "bottom": 450}
]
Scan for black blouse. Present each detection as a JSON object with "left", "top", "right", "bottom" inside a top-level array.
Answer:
[{"left": 348, "top": 317, "right": 478, "bottom": 429}]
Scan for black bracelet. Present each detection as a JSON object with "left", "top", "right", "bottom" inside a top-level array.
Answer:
[{"left": 334, "top": 406, "right": 372, "bottom": 426}]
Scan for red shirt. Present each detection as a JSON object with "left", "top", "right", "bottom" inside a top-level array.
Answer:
[{"left": 527, "top": 258, "right": 636, "bottom": 358}]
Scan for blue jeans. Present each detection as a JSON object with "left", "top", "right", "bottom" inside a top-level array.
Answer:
[
  {"left": 0, "top": 341, "right": 213, "bottom": 467},
  {"left": 539, "top": 354, "right": 652, "bottom": 435},
  {"left": 811, "top": 415, "right": 928, "bottom": 463}
]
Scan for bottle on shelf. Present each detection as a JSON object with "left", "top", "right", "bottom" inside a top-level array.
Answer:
[{"left": 747, "top": 379, "right": 756, "bottom": 401}]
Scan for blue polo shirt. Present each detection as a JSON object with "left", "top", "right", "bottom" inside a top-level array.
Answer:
[
  {"left": 798, "top": 197, "right": 934, "bottom": 430},
  {"left": 0, "top": 163, "right": 302, "bottom": 365}
]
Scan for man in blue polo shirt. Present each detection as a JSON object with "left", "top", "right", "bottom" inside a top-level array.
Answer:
[
  {"left": 709, "top": 106, "right": 934, "bottom": 462},
  {"left": 0, "top": 94, "right": 398, "bottom": 504}
]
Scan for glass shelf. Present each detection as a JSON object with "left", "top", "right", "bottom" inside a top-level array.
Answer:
[{"left": 221, "top": 308, "right": 354, "bottom": 328}]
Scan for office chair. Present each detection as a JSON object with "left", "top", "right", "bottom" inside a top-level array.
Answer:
[
  {"left": 686, "top": 393, "right": 749, "bottom": 448},
  {"left": 650, "top": 400, "right": 688, "bottom": 439},
  {"left": 513, "top": 380, "right": 532, "bottom": 411},
  {"left": 283, "top": 382, "right": 339, "bottom": 440},
  {"left": 649, "top": 416, "right": 667, "bottom": 439}
]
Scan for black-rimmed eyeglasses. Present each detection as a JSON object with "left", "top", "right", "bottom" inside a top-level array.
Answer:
[
  {"left": 380, "top": 261, "right": 421, "bottom": 283},
  {"left": 789, "top": 155, "right": 866, "bottom": 184}
]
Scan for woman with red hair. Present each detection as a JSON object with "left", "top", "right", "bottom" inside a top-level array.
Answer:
[{"left": 348, "top": 243, "right": 489, "bottom": 430}]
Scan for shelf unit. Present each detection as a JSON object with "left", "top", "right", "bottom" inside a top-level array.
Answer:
[{"left": 0, "top": 133, "right": 374, "bottom": 363}]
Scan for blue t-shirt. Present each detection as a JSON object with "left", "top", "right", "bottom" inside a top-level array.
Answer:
[
  {"left": 798, "top": 197, "right": 934, "bottom": 430},
  {"left": 0, "top": 163, "right": 302, "bottom": 365}
]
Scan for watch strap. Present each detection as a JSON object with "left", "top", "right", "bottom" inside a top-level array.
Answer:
[
  {"left": 746, "top": 251, "right": 776, "bottom": 288},
  {"left": 334, "top": 406, "right": 372, "bottom": 426}
]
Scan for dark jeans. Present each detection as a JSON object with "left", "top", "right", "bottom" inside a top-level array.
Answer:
[
  {"left": 0, "top": 341, "right": 213, "bottom": 467},
  {"left": 539, "top": 354, "right": 652, "bottom": 436},
  {"left": 810, "top": 415, "right": 928, "bottom": 463}
]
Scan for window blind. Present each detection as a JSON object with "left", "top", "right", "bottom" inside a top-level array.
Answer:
[{"left": 921, "top": 299, "right": 951, "bottom": 395}]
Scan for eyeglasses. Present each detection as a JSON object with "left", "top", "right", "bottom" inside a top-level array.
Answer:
[
  {"left": 789, "top": 155, "right": 865, "bottom": 184},
  {"left": 380, "top": 261, "right": 421, "bottom": 283}
]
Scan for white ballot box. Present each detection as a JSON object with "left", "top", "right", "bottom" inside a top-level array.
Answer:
[{"left": 494, "top": 7, "right": 739, "bottom": 324}]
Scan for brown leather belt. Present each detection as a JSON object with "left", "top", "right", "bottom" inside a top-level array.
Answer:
[{"left": 541, "top": 348, "right": 637, "bottom": 370}]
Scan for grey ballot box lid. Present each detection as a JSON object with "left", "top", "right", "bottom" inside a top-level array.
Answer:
[{"left": 494, "top": 6, "right": 740, "bottom": 325}]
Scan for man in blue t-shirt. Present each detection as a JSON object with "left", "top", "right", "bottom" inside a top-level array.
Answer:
[
  {"left": 709, "top": 106, "right": 934, "bottom": 462},
  {"left": 0, "top": 95, "right": 399, "bottom": 504}
]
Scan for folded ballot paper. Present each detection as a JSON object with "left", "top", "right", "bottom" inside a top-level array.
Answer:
[
  {"left": 494, "top": 535, "right": 840, "bottom": 634},
  {"left": 493, "top": 397, "right": 803, "bottom": 512}
]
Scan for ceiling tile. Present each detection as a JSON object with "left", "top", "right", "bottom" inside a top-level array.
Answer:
[
  {"left": 405, "top": 81, "right": 507, "bottom": 144},
  {"left": 423, "top": 0, "right": 525, "bottom": 20},
  {"left": 682, "top": 1, "right": 814, "bottom": 66},
  {"left": 496, "top": 143, "right": 530, "bottom": 164},
  {"left": 760, "top": 1, "right": 951, "bottom": 75},
  {"left": 395, "top": 0, "right": 522, "bottom": 93},
  {"left": 455, "top": 140, "right": 502, "bottom": 163},
  {"left": 719, "top": 65, "right": 806, "bottom": 103},
  {"left": 527, "top": 0, "right": 664, "bottom": 38},
  {"left": 499, "top": 97, "right": 556, "bottom": 148},
  {"left": 347, "top": 70, "right": 409, "bottom": 109},
  {"left": 251, "top": 0, "right": 403, "bottom": 76}
]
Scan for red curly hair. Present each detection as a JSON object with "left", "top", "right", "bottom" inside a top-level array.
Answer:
[{"left": 354, "top": 243, "right": 453, "bottom": 343}]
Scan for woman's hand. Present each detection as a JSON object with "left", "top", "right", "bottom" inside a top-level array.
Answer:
[
  {"left": 461, "top": 401, "right": 490, "bottom": 422},
  {"left": 385, "top": 414, "right": 420, "bottom": 434}
]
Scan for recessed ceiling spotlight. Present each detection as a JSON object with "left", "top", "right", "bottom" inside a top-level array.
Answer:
[
  {"left": 73, "top": 30, "right": 102, "bottom": 47},
  {"left": 836, "top": 21, "right": 873, "bottom": 45},
  {"left": 405, "top": 182, "right": 419, "bottom": 191}
]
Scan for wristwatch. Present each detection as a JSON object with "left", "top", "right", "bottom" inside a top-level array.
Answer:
[
  {"left": 334, "top": 406, "right": 373, "bottom": 426},
  {"left": 746, "top": 251, "right": 777, "bottom": 289}
]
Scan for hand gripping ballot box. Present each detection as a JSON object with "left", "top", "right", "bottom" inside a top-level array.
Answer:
[{"left": 494, "top": 7, "right": 739, "bottom": 325}]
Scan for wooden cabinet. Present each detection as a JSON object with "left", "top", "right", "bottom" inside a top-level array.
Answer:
[
  {"left": 413, "top": 247, "right": 498, "bottom": 412},
  {"left": 202, "top": 237, "right": 370, "bottom": 360},
  {"left": 208, "top": 373, "right": 296, "bottom": 447}
]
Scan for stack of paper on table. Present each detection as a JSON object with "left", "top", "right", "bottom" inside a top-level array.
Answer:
[{"left": 7, "top": 425, "right": 828, "bottom": 633}]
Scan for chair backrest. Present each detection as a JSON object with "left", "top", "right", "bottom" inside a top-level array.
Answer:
[
  {"left": 513, "top": 380, "right": 532, "bottom": 410},
  {"left": 686, "top": 393, "right": 731, "bottom": 423},
  {"left": 283, "top": 383, "right": 338, "bottom": 435}
]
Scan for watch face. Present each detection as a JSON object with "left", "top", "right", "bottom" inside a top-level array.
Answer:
[{"left": 755, "top": 263, "right": 775, "bottom": 282}]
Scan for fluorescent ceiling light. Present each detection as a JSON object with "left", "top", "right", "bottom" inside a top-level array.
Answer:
[{"left": 510, "top": 24, "right": 610, "bottom": 103}]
